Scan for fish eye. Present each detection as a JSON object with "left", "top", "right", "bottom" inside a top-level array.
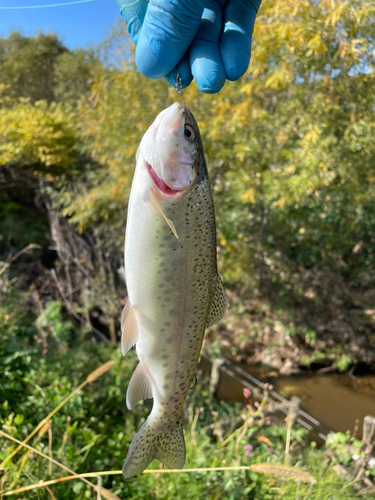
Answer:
[{"left": 184, "top": 125, "right": 195, "bottom": 141}]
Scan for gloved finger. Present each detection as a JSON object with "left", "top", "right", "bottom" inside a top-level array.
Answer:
[
  {"left": 117, "top": 0, "right": 148, "bottom": 44},
  {"left": 164, "top": 55, "right": 193, "bottom": 90},
  {"left": 135, "top": 0, "right": 205, "bottom": 79},
  {"left": 221, "top": 0, "right": 262, "bottom": 81},
  {"left": 189, "top": 1, "right": 227, "bottom": 93}
]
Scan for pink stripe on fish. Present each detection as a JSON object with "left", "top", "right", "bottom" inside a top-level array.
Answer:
[{"left": 146, "top": 162, "right": 183, "bottom": 196}]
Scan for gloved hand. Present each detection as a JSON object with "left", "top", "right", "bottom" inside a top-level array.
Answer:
[{"left": 116, "top": 0, "right": 262, "bottom": 93}]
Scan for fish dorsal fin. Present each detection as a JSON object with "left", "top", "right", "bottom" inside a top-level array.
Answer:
[
  {"left": 126, "top": 363, "right": 153, "bottom": 410},
  {"left": 207, "top": 275, "right": 227, "bottom": 328},
  {"left": 121, "top": 304, "right": 138, "bottom": 356}
]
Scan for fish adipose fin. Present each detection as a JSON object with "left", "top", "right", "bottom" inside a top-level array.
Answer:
[
  {"left": 122, "top": 417, "right": 185, "bottom": 479},
  {"left": 207, "top": 274, "right": 228, "bottom": 327},
  {"left": 121, "top": 304, "right": 138, "bottom": 356},
  {"left": 149, "top": 188, "right": 179, "bottom": 240},
  {"left": 126, "top": 363, "right": 153, "bottom": 410}
]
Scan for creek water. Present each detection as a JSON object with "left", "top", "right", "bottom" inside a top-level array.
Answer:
[{"left": 199, "top": 359, "right": 375, "bottom": 440}]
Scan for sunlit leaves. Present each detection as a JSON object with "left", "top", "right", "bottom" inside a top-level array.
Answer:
[{"left": 0, "top": 99, "right": 81, "bottom": 176}]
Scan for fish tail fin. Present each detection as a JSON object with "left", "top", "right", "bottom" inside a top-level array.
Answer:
[{"left": 122, "top": 417, "right": 185, "bottom": 479}]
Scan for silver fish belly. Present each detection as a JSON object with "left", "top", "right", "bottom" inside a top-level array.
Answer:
[{"left": 121, "top": 103, "right": 227, "bottom": 479}]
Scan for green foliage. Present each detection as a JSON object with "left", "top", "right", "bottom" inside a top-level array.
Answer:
[
  {"left": 1, "top": 9, "right": 375, "bottom": 498},
  {"left": 0, "top": 201, "right": 49, "bottom": 251},
  {"left": 54, "top": 48, "right": 104, "bottom": 105},
  {"left": 0, "top": 32, "right": 66, "bottom": 103},
  {"left": 326, "top": 431, "right": 366, "bottom": 467},
  {"left": 35, "top": 301, "right": 74, "bottom": 342},
  {"left": 0, "top": 285, "right": 40, "bottom": 408},
  {"left": 0, "top": 328, "right": 366, "bottom": 499},
  {"left": 46, "top": 0, "right": 375, "bottom": 291},
  {"left": 337, "top": 355, "right": 352, "bottom": 373}
]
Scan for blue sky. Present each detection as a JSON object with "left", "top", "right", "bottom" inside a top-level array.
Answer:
[{"left": 0, "top": 0, "right": 121, "bottom": 49}]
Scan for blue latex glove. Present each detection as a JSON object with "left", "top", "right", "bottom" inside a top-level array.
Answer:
[{"left": 117, "top": 0, "right": 262, "bottom": 93}]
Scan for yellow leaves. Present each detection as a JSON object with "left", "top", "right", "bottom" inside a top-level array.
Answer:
[
  {"left": 265, "top": 64, "right": 294, "bottom": 90},
  {"left": 276, "top": 131, "right": 289, "bottom": 146},
  {"left": 306, "top": 33, "right": 328, "bottom": 56},
  {"left": 301, "top": 125, "right": 321, "bottom": 146},
  {"left": 325, "top": 1, "right": 349, "bottom": 28},
  {"left": 0, "top": 99, "right": 79, "bottom": 174},
  {"left": 241, "top": 188, "right": 256, "bottom": 205},
  {"left": 275, "top": 197, "right": 287, "bottom": 210}
]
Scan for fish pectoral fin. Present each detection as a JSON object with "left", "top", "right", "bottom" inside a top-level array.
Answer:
[
  {"left": 149, "top": 188, "right": 179, "bottom": 240},
  {"left": 121, "top": 305, "right": 139, "bottom": 356},
  {"left": 126, "top": 363, "right": 153, "bottom": 410},
  {"left": 206, "top": 274, "right": 228, "bottom": 327}
]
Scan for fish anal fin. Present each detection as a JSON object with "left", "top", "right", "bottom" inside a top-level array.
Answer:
[
  {"left": 126, "top": 363, "right": 153, "bottom": 410},
  {"left": 121, "top": 305, "right": 138, "bottom": 356},
  {"left": 207, "top": 275, "right": 228, "bottom": 327},
  {"left": 149, "top": 188, "right": 179, "bottom": 240}
]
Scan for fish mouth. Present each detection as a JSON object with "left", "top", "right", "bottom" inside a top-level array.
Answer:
[{"left": 146, "top": 162, "right": 184, "bottom": 196}]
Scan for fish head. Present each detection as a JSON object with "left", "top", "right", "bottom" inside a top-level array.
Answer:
[{"left": 139, "top": 102, "right": 203, "bottom": 196}]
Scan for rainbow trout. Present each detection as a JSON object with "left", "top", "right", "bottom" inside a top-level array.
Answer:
[{"left": 121, "top": 102, "right": 227, "bottom": 479}]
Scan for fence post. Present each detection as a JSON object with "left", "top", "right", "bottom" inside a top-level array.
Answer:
[
  {"left": 363, "top": 415, "right": 375, "bottom": 445},
  {"left": 209, "top": 358, "right": 225, "bottom": 397}
]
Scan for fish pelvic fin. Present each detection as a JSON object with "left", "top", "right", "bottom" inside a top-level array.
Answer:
[
  {"left": 121, "top": 304, "right": 138, "bottom": 356},
  {"left": 121, "top": 305, "right": 154, "bottom": 357},
  {"left": 122, "top": 417, "right": 185, "bottom": 479}
]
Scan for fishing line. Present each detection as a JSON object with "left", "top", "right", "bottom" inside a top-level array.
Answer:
[
  {"left": 0, "top": 0, "right": 94, "bottom": 9},
  {"left": 121, "top": 0, "right": 142, "bottom": 5},
  {"left": 175, "top": 69, "right": 186, "bottom": 109}
]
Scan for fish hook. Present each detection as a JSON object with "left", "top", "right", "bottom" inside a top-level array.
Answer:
[{"left": 175, "top": 69, "right": 186, "bottom": 109}]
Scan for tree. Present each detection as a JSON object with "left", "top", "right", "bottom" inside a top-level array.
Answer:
[
  {"left": 0, "top": 32, "right": 67, "bottom": 103},
  {"left": 0, "top": 99, "right": 82, "bottom": 178},
  {"left": 54, "top": 48, "right": 104, "bottom": 106},
  {"left": 61, "top": 0, "right": 375, "bottom": 288}
]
